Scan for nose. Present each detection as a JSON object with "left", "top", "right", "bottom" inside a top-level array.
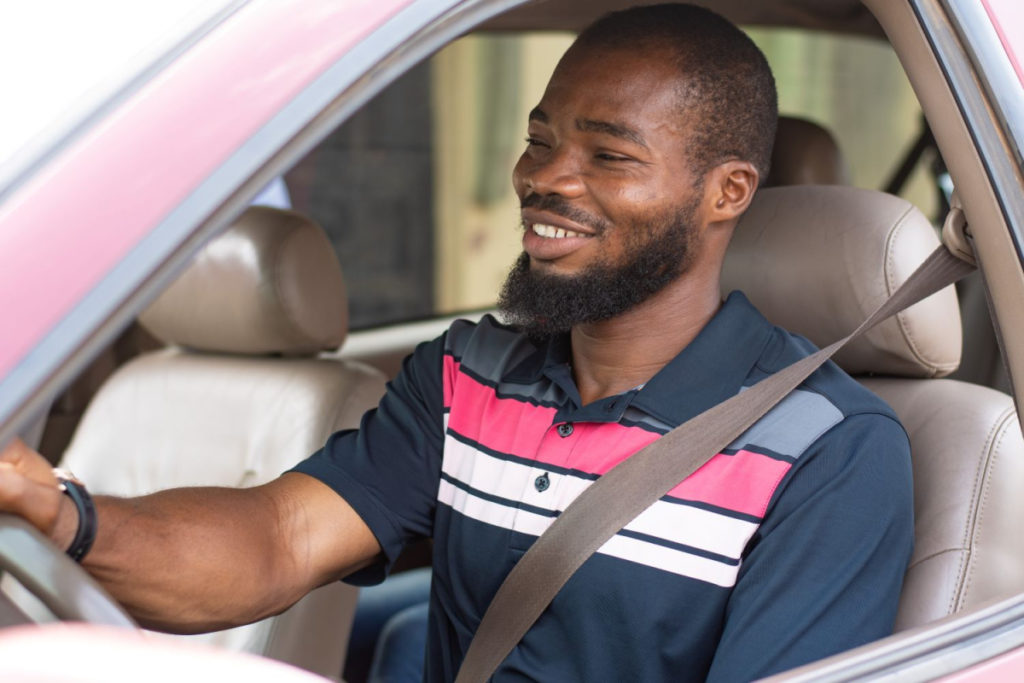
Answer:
[{"left": 513, "top": 145, "right": 585, "bottom": 199}]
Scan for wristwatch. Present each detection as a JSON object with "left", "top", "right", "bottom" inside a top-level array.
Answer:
[{"left": 52, "top": 468, "right": 97, "bottom": 563}]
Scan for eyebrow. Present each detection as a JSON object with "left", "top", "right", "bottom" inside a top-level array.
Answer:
[
  {"left": 577, "top": 119, "right": 648, "bottom": 149},
  {"left": 527, "top": 107, "right": 648, "bottom": 149}
]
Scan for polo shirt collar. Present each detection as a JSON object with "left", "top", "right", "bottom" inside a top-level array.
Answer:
[
  {"left": 502, "top": 329, "right": 571, "bottom": 385},
  {"left": 631, "top": 291, "right": 773, "bottom": 426},
  {"left": 501, "top": 291, "right": 773, "bottom": 425}
]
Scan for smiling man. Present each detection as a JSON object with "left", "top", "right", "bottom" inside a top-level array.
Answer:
[{"left": 0, "top": 4, "right": 912, "bottom": 682}]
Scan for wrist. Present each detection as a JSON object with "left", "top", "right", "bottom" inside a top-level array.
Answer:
[
  {"left": 53, "top": 469, "right": 97, "bottom": 563},
  {"left": 52, "top": 493, "right": 80, "bottom": 550}
]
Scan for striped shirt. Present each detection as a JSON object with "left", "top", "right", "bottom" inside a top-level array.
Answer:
[{"left": 294, "top": 291, "right": 913, "bottom": 682}]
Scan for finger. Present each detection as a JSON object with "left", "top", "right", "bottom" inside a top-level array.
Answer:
[
  {"left": 0, "top": 437, "right": 26, "bottom": 463},
  {"left": 0, "top": 466, "right": 63, "bottom": 535},
  {"left": 0, "top": 438, "right": 56, "bottom": 484}
]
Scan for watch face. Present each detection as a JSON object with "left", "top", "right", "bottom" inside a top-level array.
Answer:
[{"left": 51, "top": 468, "right": 83, "bottom": 488}]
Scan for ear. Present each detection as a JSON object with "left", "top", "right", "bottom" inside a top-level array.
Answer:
[{"left": 703, "top": 160, "right": 759, "bottom": 224}]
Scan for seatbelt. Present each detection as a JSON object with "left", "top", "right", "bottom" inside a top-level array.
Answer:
[{"left": 455, "top": 245, "right": 976, "bottom": 683}]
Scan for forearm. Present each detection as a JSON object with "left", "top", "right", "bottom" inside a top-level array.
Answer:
[
  {"left": 64, "top": 485, "right": 301, "bottom": 633},
  {"left": 2, "top": 440, "right": 381, "bottom": 634},
  {"left": 55, "top": 472, "right": 379, "bottom": 634}
]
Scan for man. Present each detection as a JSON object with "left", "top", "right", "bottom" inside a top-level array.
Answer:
[{"left": 0, "top": 4, "right": 912, "bottom": 681}]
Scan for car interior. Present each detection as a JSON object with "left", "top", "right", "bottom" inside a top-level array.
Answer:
[
  {"left": 5, "top": 0, "right": 1023, "bottom": 680},
  {"left": 61, "top": 207, "right": 389, "bottom": 674}
]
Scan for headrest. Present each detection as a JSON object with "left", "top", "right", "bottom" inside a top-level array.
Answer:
[
  {"left": 140, "top": 207, "right": 348, "bottom": 355},
  {"left": 764, "top": 116, "right": 851, "bottom": 187},
  {"left": 722, "top": 186, "right": 961, "bottom": 378}
]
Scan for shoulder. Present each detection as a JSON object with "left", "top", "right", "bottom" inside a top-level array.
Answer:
[
  {"left": 442, "top": 314, "right": 541, "bottom": 383},
  {"left": 754, "top": 322, "right": 904, "bottom": 424},
  {"left": 443, "top": 314, "right": 522, "bottom": 356},
  {"left": 744, "top": 327, "right": 912, "bottom": 527},
  {"left": 402, "top": 314, "right": 522, "bottom": 372},
  {"left": 738, "top": 321, "right": 911, "bottom": 509}
]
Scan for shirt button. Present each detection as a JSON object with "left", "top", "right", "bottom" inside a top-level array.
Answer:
[
  {"left": 534, "top": 473, "right": 551, "bottom": 492},
  {"left": 557, "top": 423, "right": 574, "bottom": 438}
]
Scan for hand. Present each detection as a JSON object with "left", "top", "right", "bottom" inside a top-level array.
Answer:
[{"left": 0, "top": 438, "right": 65, "bottom": 539}]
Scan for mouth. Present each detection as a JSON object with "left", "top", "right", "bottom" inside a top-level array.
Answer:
[
  {"left": 520, "top": 208, "right": 598, "bottom": 239},
  {"left": 528, "top": 223, "right": 591, "bottom": 240},
  {"left": 520, "top": 210, "right": 598, "bottom": 263}
]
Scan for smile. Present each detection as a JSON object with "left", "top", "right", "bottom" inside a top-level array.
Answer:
[{"left": 531, "top": 223, "right": 590, "bottom": 239}]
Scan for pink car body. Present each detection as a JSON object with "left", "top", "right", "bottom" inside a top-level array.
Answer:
[
  {"left": 0, "top": 0, "right": 1022, "bottom": 680},
  {"left": 0, "top": 0, "right": 413, "bottom": 383},
  {"left": 985, "top": 0, "right": 1023, "bottom": 86}
]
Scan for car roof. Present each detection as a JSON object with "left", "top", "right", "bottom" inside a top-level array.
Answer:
[{"left": 484, "top": 0, "right": 884, "bottom": 36}]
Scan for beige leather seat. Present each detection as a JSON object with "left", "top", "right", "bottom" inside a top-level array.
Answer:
[
  {"left": 764, "top": 116, "right": 852, "bottom": 187},
  {"left": 58, "top": 207, "right": 388, "bottom": 675},
  {"left": 723, "top": 185, "right": 1024, "bottom": 630}
]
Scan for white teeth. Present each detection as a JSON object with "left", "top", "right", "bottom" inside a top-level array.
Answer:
[{"left": 531, "top": 224, "right": 584, "bottom": 239}]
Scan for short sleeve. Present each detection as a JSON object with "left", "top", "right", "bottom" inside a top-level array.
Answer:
[
  {"left": 706, "top": 412, "right": 914, "bottom": 681},
  {"left": 290, "top": 333, "right": 447, "bottom": 585}
]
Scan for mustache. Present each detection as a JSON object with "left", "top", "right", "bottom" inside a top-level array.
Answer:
[{"left": 519, "top": 194, "right": 609, "bottom": 235}]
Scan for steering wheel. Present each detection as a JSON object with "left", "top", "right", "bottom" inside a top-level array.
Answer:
[{"left": 0, "top": 513, "right": 135, "bottom": 627}]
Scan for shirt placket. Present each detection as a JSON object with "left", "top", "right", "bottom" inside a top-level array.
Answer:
[{"left": 507, "top": 409, "right": 582, "bottom": 553}]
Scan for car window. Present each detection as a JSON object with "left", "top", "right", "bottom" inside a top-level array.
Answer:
[
  {"left": 281, "top": 32, "right": 572, "bottom": 330},
  {"left": 748, "top": 27, "right": 943, "bottom": 217},
  {"left": 281, "top": 28, "right": 935, "bottom": 331}
]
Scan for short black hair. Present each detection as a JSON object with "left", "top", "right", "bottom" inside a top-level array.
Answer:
[{"left": 571, "top": 3, "right": 778, "bottom": 179}]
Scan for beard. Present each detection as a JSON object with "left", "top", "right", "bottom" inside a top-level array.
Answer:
[{"left": 498, "top": 196, "right": 700, "bottom": 340}]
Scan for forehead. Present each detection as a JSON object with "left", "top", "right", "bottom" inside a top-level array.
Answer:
[{"left": 536, "top": 45, "right": 688, "bottom": 136}]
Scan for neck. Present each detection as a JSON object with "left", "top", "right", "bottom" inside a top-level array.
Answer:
[{"left": 570, "top": 271, "right": 721, "bottom": 406}]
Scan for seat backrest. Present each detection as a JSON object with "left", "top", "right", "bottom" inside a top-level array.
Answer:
[
  {"left": 860, "top": 377, "right": 1024, "bottom": 629},
  {"left": 723, "top": 185, "right": 1024, "bottom": 631},
  {"left": 59, "top": 207, "right": 388, "bottom": 675}
]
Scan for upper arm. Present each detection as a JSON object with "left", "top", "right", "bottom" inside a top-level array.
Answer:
[
  {"left": 706, "top": 414, "right": 913, "bottom": 682},
  {"left": 286, "top": 331, "right": 449, "bottom": 584},
  {"left": 264, "top": 471, "right": 384, "bottom": 591}
]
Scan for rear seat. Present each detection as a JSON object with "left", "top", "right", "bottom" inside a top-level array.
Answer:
[
  {"left": 764, "top": 115, "right": 851, "bottom": 187},
  {"left": 57, "top": 207, "right": 387, "bottom": 675}
]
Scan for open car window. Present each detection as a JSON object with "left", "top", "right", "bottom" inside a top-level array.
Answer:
[{"left": 283, "top": 27, "right": 941, "bottom": 331}]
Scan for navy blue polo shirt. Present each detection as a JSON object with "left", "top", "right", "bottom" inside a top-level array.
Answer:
[{"left": 293, "top": 291, "right": 913, "bottom": 682}]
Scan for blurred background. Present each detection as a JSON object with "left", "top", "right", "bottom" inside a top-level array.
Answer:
[{"left": 277, "top": 29, "right": 940, "bottom": 329}]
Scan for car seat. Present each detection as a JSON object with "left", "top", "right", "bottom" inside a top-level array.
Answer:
[
  {"left": 56, "top": 207, "right": 388, "bottom": 675},
  {"left": 722, "top": 185, "right": 1024, "bottom": 630}
]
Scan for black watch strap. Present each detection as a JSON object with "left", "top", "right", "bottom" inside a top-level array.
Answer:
[{"left": 54, "top": 469, "right": 97, "bottom": 563}]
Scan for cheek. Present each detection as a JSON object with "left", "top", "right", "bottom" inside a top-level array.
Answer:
[
  {"left": 592, "top": 170, "right": 668, "bottom": 209},
  {"left": 602, "top": 191, "right": 691, "bottom": 251},
  {"left": 593, "top": 182, "right": 671, "bottom": 234}
]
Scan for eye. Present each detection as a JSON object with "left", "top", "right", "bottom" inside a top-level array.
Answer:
[
  {"left": 524, "top": 137, "right": 549, "bottom": 148},
  {"left": 595, "top": 152, "right": 631, "bottom": 162}
]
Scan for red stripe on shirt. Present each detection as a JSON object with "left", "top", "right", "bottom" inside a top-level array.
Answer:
[
  {"left": 443, "top": 355, "right": 459, "bottom": 409},
  {"left": 446, "top": 367, "right": 791, "bottom": 518}
]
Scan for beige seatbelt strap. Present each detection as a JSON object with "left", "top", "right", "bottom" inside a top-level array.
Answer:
[{"left": 455, "top": 245, "right": 975, "bottom": 683}]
